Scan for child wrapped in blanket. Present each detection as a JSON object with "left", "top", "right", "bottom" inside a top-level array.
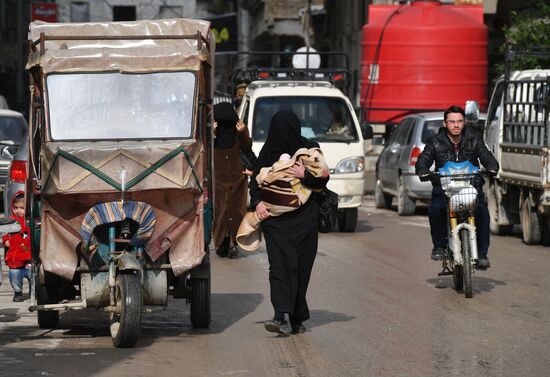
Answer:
[{"left": 236, "top": 147, "right": 329, "bottom": 251}]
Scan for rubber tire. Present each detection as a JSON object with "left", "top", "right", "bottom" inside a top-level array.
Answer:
[
  {"left": 520, "top": 196, "right": 541, "bottom": 245},
  {"left": 397, "top": 176, "right": 415, "bottom": 216},
  {"left": 486, "top": 182, "right": 513, "bottom": 235},
  {"left": 374, "top": 179, "right": 392, "bottom": 209},
  {"left": 37, "top": 310, "right": 60, "bottom": 329},
  {"left": 338, "top": 208, "right": 358, "bottom": 232},
  {"left": 35, "top": 268, "right": 60, "bottom": 329},
  {"left": 460, "top": 229, "right": 473, "bottom": 299},
  {"left": 110, "top": 272, "right": 143, "bottom": 348},
  {"left": 453, "top": 263, "right": 463, "bottom": 292},
  {"left": 190, "top": 278, "right": 211, "bottom": 328}
]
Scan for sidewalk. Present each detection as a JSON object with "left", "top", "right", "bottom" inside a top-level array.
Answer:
[{"left": 0, "top": 247, "right": 36, "bottom": 330}]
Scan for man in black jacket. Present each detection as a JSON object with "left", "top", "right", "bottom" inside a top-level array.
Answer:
[{"left": 415, "top": 105, "right": 499, "bottom": 269}]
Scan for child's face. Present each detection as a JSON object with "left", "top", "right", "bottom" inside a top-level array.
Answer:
[{"left": 13, "top": 199, "right": 25, "bottom": 218}]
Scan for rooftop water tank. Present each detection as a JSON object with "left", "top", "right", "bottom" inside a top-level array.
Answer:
[{"left": 360, "top": 0, "right": 487, "bottom": 124}]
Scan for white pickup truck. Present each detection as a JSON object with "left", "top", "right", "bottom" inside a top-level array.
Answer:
[{"left": 484, "top": 54, "right": 550, "bottom": 245}]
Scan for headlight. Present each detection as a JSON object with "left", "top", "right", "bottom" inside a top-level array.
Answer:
[{"left": 334, "top": 156, "right": 364, "bottom": 174}]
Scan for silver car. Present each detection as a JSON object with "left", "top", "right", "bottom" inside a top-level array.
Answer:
[
  {"left": 2, "top": 122, "right": 27, "bottom": 217},
  {"left": 374, "top": 111, "right": 485, "bottom": 216}
]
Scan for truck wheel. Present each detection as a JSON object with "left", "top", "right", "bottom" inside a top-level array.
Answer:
[
  {"left": 397, "top": 176, "right": 415, "bottom": 216},
  {"left": 190, "top": 277, "right": 211, "bottom": 328},
  {"left": 110, "top": 272, "right": 143, "bottom": 348},
  {"left": 486, "top": 182, "right": 513, "bottom": 235},
  {"left": 374, "top": 179, "right": 392, "bottom": 209},
  {"left": 520, "top": 197, "right": 541, "bottom": 245},
  {"left": 338, "top": 208, "right": 358, "bottom": 232}
]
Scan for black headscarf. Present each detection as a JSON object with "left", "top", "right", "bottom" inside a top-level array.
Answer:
[
  {"left": 214, "top": 102, "right": 238, "bottom": 149},
  {"left": 256, "top": 110, "right": 316, "bottom": 168}
]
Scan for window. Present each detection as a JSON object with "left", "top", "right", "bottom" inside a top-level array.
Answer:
[
  {"left": 251, "top": 96, "right": 358, "bottom": 143},
  {"left": 47, "top": 72, "right": 196, "bottom": 140},
  {"left": 113, "top": 6, "right": 136, "bottom": 21},
  {"left": 70, "top": 2, "right": 90, "bottom": 22},
  {"left": 421, "top": 120, "right": 444, "bottom": 143}
]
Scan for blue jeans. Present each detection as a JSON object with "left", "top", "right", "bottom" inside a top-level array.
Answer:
[
  {"left": 9, "top": 266, "right": 31, "bottom": 293},
  {"left": 428, "top": 185, "right": 490, "bottom": 258}
]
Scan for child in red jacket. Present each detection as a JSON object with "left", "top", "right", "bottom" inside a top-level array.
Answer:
[{"left": 2, "top": 194, "right": 31, "bottom": 302}]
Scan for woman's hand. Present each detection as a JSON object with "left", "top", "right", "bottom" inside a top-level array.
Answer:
[
  {"left": 288, "top": 160, "right": 306, "bottom": 179},
  {"left": 255, "top": 201, "right": 270, "bottom": 220},
  {"left": 212, "top": 121, "right": 218, "bottom": 131},
  {"left": 236, "top": 120, "right": 246, "bottom": 133}
]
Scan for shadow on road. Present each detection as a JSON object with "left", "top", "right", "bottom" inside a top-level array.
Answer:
[
  {"left": 307, "top": 309, "right": 355, "bottom": 330},
  {"left": 0, "top": 308, "right": 20, "bottom": 323},
  {"left": 427, "top": 276, "right": 506, "bottom": 294}
]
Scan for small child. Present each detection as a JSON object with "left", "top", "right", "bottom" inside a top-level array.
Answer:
[
  {"left": 236, "top": 147, "right": 329, "bottom": 251},
  {"left": 2, "top": 194, "right": 31, "bottom": 302}
]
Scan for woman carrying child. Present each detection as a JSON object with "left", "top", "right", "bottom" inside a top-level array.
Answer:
[{"left": 249, "top": 110, "right": 329, "bottom": 336}]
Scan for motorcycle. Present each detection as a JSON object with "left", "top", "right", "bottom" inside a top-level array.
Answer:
[{"left": 436, "top": 161, "right": 485, "bottom": 298}]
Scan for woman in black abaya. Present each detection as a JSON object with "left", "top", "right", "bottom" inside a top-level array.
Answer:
[{"left": 250, "top": 110, "right": 329, "bottom": 336}]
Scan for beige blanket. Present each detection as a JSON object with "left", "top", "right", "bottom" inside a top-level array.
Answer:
[{"left": 236, "top": 147, "right": 328, "bottom": 251}]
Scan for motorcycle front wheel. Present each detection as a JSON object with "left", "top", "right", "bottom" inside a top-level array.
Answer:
[{"left": 460, "top": 229, "right": 473, "bottom": 298}]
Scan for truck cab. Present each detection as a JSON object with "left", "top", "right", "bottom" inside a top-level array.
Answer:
[{"left": 238, "top": 80, "right": 366, "bottom": 232}]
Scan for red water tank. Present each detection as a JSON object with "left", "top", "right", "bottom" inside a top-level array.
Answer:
[{"left": 360, "top": 0, "right": 487, "bottom": 124}]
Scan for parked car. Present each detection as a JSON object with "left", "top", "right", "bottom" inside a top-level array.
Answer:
[
  {"left": 3, "top": 131, "right": 27, "bottom": 218},
  {"left": 0, "top": 110, "right": 27, "bottom": 210},
  {"left": 374, "top": 111, "right": 486, "bottom": 215}
]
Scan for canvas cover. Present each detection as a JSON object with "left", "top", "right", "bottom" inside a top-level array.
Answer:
[
  {"left": 40, "top": 140, "right": 206, "bottom": 279},
  {"left": 27, "top": 19, "right": 212, "bottom": 73},
  {"left": 26, "top": 18, "right": 214, "bottom": 280}
]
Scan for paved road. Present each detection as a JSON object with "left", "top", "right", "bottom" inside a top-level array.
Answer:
[{"left": 0, "top": 198, "right": 549, "bottom": 376}]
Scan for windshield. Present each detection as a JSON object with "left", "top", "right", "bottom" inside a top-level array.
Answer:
[
  {"left": 47, "top": 72, "right": 196, "bottom": 140},
  {"left": 0, "top": 116, "right": 26, "bottom": 144},
  {"left": 251, "top": 96, "right": 358, "bottom": 142}
]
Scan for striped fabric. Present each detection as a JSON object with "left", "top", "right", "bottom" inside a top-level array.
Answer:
[
  {"left": 236, "top": 147, "right": 329, "bottom": 251},
  {"left": 81, "top": 201, "right": 156, "bottom": 254}
]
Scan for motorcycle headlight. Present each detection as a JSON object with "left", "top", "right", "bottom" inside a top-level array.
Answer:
[{"left": 334, "top": 156, "right": 364, "bottom": 174}]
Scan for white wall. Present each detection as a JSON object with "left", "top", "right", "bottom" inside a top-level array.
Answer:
[{"left": 56, "top": 0, "right": 197, "bottom": 23}]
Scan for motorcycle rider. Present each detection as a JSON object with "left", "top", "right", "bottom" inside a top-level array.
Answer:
[{"left": 415, "top": 105, "right": 499, "bottom": 269}]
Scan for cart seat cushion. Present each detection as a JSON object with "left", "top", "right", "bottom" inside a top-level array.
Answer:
[{"left": 81, "top": 200, "right": 156, "bottom": 255}]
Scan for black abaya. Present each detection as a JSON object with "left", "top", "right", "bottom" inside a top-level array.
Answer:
[{"left": 250, "top": 110, "right": 328, "bottom": 325}]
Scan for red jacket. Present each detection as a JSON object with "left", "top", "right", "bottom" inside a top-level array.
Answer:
[{"left": 2, "top": 216, "right": 31, "bottom": 269}]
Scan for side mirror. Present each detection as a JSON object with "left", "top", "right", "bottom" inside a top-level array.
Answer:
[
  {"left": 361, "top": 122, "right": 374, "bottom": 140},
  {"left": 465, "top": 100, "right": 480, "bottom": 123}
]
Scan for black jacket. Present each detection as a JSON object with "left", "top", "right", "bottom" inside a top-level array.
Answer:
[{"left": 415, "top": 127, "right": 499, "bottom": 182}]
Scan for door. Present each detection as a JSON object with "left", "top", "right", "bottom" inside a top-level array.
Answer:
[
  {"left": 384, "top": 118, "right": 415, "bottom": 190},
  {"left": 485, "top": 80, "right": 505, "bottom": 162}
]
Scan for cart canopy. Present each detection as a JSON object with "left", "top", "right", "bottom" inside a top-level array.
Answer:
[{"left": 27, "top": 18, "right": 212, "bottom": 73}]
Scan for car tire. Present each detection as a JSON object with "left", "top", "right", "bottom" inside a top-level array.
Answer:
[
  {"left": 338, "top": 208, "right": 358, "bottom": 232},
  {"left": 374, "top": 179, "right": 392, "bottom": 209},
  {"left": 397, "top": 176, "right": 415, "bottom": 216}
]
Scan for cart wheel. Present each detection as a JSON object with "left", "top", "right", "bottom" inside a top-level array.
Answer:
[
  {"left": 190, "top": 277, "right": 211, "bottom": 328},
  {"left": 37, "top": 310, "right": 59, "bottom": 329},
  {"left": 35, "top": 269, "right": 60, "bottom": 329},
  {"left": 110, "top": 272, "right": 143, "bottom": 348}
]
